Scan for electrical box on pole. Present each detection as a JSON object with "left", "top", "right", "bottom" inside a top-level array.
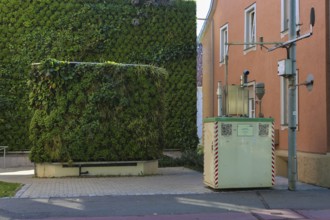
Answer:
[{"left": 278, "top": 59, "right": 292, "bottom": 76}]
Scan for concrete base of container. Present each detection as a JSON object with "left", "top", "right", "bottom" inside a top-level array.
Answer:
[{"left": 35, "top": 160, "right": 158, "bottom": 177}]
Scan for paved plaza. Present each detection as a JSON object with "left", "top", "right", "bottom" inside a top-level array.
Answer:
[
  {"left": 0, "top": 166, "right": 323, "bottom": 198},
  {"left": 0, "top": 167, "right": 212, "bottom": 198}
]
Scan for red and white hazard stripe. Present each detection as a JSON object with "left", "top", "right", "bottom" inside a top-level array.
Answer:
[
  {"left": 214, "top": 122, "right": 219, "bottom": 187},
  {"left": 271, "top": 121, "right": 276, "bottom": 185}
]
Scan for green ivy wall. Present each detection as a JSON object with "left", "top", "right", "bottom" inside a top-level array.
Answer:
[
  {"left": 29, "top": 59, "right": 167, "bottom": 162},
  {"left": 0, "top": 0, "right": 198, "bottom": 151}
]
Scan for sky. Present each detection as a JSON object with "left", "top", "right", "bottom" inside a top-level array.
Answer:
[{"left": 196, "top": 0, "right": 211, "bottom": 35}]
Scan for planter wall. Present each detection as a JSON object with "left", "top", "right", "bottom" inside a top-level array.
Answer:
[{"left": 35, "top": 160, "right": 158, "bottom": 177}]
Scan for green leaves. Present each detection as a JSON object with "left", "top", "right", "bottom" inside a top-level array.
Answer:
[
  {"left": 29, "top": 59, "right": 167, "bottom": 163},
  {"left": 1, "top": 0, "right": 197, "bottom": 152}
]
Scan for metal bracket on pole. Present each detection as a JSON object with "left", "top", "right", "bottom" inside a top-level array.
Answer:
[
  {"left": 268, "top": 7, "right": 315, "bottom": 52},
  {"left": 268, "top": 32, "right": 313, "bottom": 52},
  {"left": 226, "top": 39, "right": 283, "bottom": 49}
]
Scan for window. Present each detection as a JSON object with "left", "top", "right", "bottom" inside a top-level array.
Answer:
[
  {"left": 220, "top": 24, "right": 228, "bottom": 63},
  {"left": 281, "top": 71, "right": 299, "bottom": 127},
  {"left": 280, "top": 77, "right": 288, "bottom": 125},
  {"left": 244, "top": 4, "right": 256, "bottom": 50},
  {"left": 281, "top": 0, "right": 300, "bottom": 34}
]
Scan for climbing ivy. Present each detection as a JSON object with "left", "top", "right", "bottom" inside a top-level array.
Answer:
[
  {"left": 29, "top": 59, "right": 167, "bottom": 162},
  {"left": 0, "top": 0, "right": 197, "bottom": 151}
]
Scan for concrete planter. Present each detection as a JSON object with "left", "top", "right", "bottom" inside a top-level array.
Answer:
[
  {"left": 276, "top": 150, "right": 330, "bottom": 188},
  {"left": 0, "top": 151, "right": 33, "bottom": 168},
  {"left": 35, "top": 160, "right": 158, "bottom": 177}
]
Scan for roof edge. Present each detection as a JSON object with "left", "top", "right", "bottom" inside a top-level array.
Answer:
[{"left": 197, "top": 0, "right": 217, "bottom": 43}]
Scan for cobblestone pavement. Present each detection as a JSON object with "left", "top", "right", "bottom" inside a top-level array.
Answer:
[{"left": 0, "top": 167, "right": 213, "bottom": 198}]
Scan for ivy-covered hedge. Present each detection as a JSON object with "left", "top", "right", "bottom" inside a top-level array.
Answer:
[
  {"left": 0, "top": 0, "right": 197, "bottom": 151},
  {"left": 29, "top": 59, "right": 167, "bottom": 162}
]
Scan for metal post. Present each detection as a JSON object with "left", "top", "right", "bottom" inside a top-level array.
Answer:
[
  {"left": 217, "top": 81, "right": 223, "bottom": 116},
  {"left": 224, "top": 55, "right": 229, "bottom": 115},
  {"left": 3, "top": 147, "right": 5, "bottom": 169},
  {"left": 0, "top": 146, "right": 7, "bottom": 169},
  {"left": 288, "top": 0, "right": 297, "bottom": 191}
]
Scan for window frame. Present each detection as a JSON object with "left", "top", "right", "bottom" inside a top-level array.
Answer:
[
  {"left": 219, "top": 24, "right": 228, "bottom": 64},
  {"left": 247, "top": 81, "right": 256, "bottom": 118},
  {"left": 280, "top": 70, "right": 299, "bottom": 129},
  {"left": 281, "top": 0, "right": 300, "bottom": 36},
  {"left": 244, "top": 3, "right": 257, "bottom": 51},
  {"left": 280, "top": 76, "right": 288, "bottom": 126}
]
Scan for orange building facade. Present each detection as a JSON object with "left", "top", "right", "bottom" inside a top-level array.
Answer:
[{"left": 199, "top": 0, "right": 330, "bottom": 187}]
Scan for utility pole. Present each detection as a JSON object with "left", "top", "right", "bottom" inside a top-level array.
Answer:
[
  {"left": 267, "top": 2, "right": 315, "bottom": 191},
  {"left": 288, "top": 0, "right": 297, "bottom": 191}
]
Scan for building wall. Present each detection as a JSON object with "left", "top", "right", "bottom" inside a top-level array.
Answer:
[
  {"left": 295, "top": 0, "right": 328, "bottom": 154},
  {"left": 201, "top": 20, "right": 214, "bottom": 119},
  {"left": 208, "top": 0, "right": 328, "bottom": 154},
  {"left": 327, "top": 0, "right": 330, "bottom": 153}
]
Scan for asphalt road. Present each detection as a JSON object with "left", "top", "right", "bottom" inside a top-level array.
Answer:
[
  {"left": 1, "top": 167, "right": 330, "bottom": 219},
  {"left": 1, "top": 190, "right": 330, "bottom": 220}
]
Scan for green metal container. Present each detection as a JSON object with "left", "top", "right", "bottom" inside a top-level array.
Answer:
[{"left": 203, "top": 117, "right": 275, "bottom": 189}]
